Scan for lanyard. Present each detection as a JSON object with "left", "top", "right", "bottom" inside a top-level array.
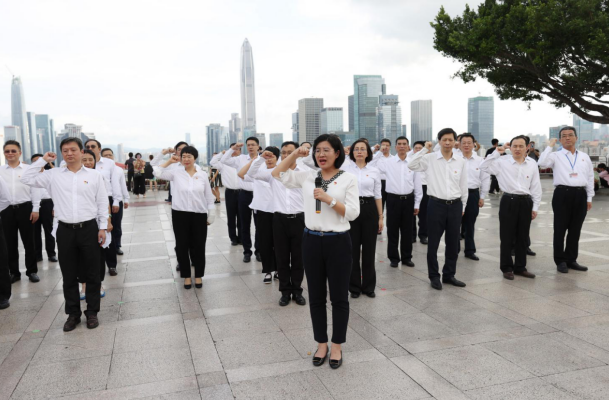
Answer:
[{"left": 565, "top": 152, "right": 577, "bottom": 171}]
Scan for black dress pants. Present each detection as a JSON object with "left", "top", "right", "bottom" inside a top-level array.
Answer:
[
  {"left": 56, "top": 220, "right": 101, "bottom": 317},
  {"left": 427, "top": 197, "right": 462, "bottom": 280},
  {"left": 172, "top": 210, "right": 208, "bottom": 278},
  {"left": 104, "top": 197, "right": 118, "bottom": 270},
  {"left": 349, "top": 200, "right": 378, "bottom": 295},
  {"left": 273, "top": 213, "right": 305, "bottom": 296},
  {"left": 35, "top": 199, "right": 56, "bottom": 258},
  {"left": 461, "top": 189, "right": 480, "bottom": 256},
  {"left": 303, "top": 230, "right": 352, "bottom": 344},
  {"left": 499, "top": 194, "right": 533, "bottom": 273},
  {"left": 127, "top": 170, "right": 134, "bottom": 191},
  {"left": 133, "top": 175, "right": 146, "bottom": 195},
  {"left": 418, "top": 185, "right": 429, "bottom": 239},
  {"left": 0, "top": 202, "right": 37, "bottom": 278},
  {"left": 224, "top": 188, "right": 241, "bottom": 243},
  {"left": 552, "top": 186, "right": 588, "bottom": 266},
  {"left": 238, "top": 190, "right": 255, "bottom": 256},
  {"left": 489, "top": 175, "right": 500, "bottom": 194},
  {"left": 0, "top": 218, "right": 11, "bottom": 302},
  {"left": 381, "top": 180, "right": 387, "bottom": 212},
  {"left": 111, "top": 201, "right": 124, "bottom": 249},
  {"left": 386, "top": 193, "right": 414, "bottom": 264},
  {"left": 256, "top": 211, "right": 276, "bottom": 273}
]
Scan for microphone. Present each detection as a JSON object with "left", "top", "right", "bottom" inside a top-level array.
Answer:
[{"left": 315, "top": 177, "right": 322, "bottom": 214}]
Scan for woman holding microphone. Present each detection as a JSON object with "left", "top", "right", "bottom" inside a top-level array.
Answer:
[
  {"left": 154, "top": 146, "right": 215, "bottom": 289},
  {"left": 272, "top": 134, "right": 360, "bottom": 370}
]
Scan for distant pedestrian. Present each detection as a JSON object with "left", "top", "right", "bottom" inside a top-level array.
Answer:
[
  {"left": 146, "top": 155, "right": 157, "bottom": 192},
  {"left": 133, "top": 153, "right": 146, "bottom": 198},
  {"left": 125, "top": 152, "right": 135, "bottom": 191}
]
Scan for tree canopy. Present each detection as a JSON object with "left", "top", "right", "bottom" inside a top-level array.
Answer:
[{"left": 431, "top": 0, "right": 609, "bottom": 124}]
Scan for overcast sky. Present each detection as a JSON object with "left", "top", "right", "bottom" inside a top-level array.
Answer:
[{"left": 0, "top": 0, "right": 576, "bottom": 150}]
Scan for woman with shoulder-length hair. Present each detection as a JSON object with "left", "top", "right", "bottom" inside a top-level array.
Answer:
[
  {"left": 342, "top": 138, "right": 383, "bottom": 298},
  {"left": 133, "top": 153, "right": 147, "bottom": 198},
  {"left": 153, "top": 146, "right": 215, "bottom": 289},
  {"left": 272, "top": 133, "right": 360, "bottom": 370}
]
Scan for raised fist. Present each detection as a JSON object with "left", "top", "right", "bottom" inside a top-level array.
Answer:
[
  {"left": 169, "top": 155, "right": 180, "bottom": 163},
  {"left": 547, "top": 138, "right": 558, "bottom": 147},
  {"left": 496, "top": 146, "right": 505, "bottom": 154},
  {"left": 262, "top": 150, "right": 275, "bottom": 159},
  {"left": 43, "top": 152, "right": 57, "bottom": 163},
  {"left": 234, "top": 143, "right": 244, "bottom": 149},
  {"left": 373, "top": 144, "right": 380, "bottom": 151},
  {"left": 295, "top": 146, "right": 309, "bottom": 158},
  {"left": 424, "top": 142, "right": 433, "bottom": 150}
]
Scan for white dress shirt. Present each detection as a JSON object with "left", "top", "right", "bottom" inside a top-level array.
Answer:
[
  {"left": 408, "top": 148, "right": 468, "bottom": 211},
  {"left": 538, "top": 147, "right": 595, "bottom": 202},
  {"left": 150, "top": 152, "right": 202, "bottom": 171},
  {"left": 95, "top": 157, "right": 123, "bottom": 206},
  {"left": 462, "top": 153, "right": 491, "bottom": 199},
  {"left": 434, "top": 143, "right": 462, "bottom": 156},
  {"left": 153, "top": 166, "right": 215, "bottom": 214},
  {"left": 277, "top": 169, "right": 360, "bottom": 232},
  {"left": 0, "top": 177, "right": 11, "bottom": 212},
  {"left": 116, "top": 165, "right": 130, "bottom": 205},
  {"left": 210, "top": 153, "right": 239, "bottom": 190},
  {"left": 375, "top": 155, "right": 423, "bottom": 208},
  {"left": 342, "top": 163, "right": 382, "bottom": 200},
  {"left": 406, "top": 150, "right": 427, "bottom": 184},
  {"left": 479, "top": 150, "right": 542, "bottom": 211},
  {"left": 246, "top": 171, "right": 275, "bottom": 213},
  {"left": 21, "top": 158, "right": 109, "bottom": 229},
  {"left": 220, "top": 149, "right": 255, "bottom": 191},
  {"left": 0, "top": 163, "right": 42, "bottom": 212},
  {"left": 248, "top": 157, "right": 304, "bottom": 214}
]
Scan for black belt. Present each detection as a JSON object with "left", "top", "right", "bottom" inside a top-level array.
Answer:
[
  {"left": 41, "top": 198, "right": 52, "bottom": 203},
  {"left": 304, "top": 228, "right": 348, "bottom": 236},
  {"left": 468, "top": 188, "right": 479, "bottom": 193},
  {"left": 10, "top": 201, "right": 32, "bottom": 209},
  {"left": 359, "top": 196, "right": 375, "bottom": 204},
  {"left": 226, "top": 188, "right": 241, "bottom": 192},
  {"left": 275, "top": 212, "right": 304, "bottom": 219},
  {"left": 429, "top": 195, "right": 461, "bottom": 205},
  {"left": 58, "top": 219, "right": 96, "bottom": 229},
  {"left": 388, "top": 192, "right": 414, "bottom": 200},
  {"left": 556, "top": 185, "right": 585, "bottom": 190},
  {"left": 503, "top": 193, "right": 531, "bottom": 199}
]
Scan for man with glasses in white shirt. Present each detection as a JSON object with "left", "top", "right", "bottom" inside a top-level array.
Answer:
[
  {"left": 0, "top": 177, "right": 13, "bottom": 309},
  {"left": 101, "top": 148, "right": 129, "bottom": 255},
  {"left": 210, "top": 146, "right": 242, "bottom": 246}
]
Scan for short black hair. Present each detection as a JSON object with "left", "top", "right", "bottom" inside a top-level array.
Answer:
[
  {"left": 82, "top": 149, "right": 97, "bottom": 168},
  {"left": 135, "top": 152, "right": 142, "bottom": 158},
  {"left": 396, "top": 136, "right": 409, "bottom": 144},
  {"left": 459, "top": 133, "right": 476, "bottom": 143},
  {"left": 229, "top": 142, "right": 236, "bottom": 148},
  {"left": 510, "top": 135, "right": 528, "bottom": 146},
  {"left": 101, "top": 148, "right": 113, "bottom": 155},
  {"left": 264, "top": 146, "right": 280, "bottom": 159},
  {"left": 349, "top": 139, "right": 373, "bottom": 163},
  {"left": 246, "top": 136, "right": 259, "bottom": 145},
  {"left": 598, "top": 163, "right": 607, "bottom": 170},
  {"left": 31, "top": 154, "right": 43, "bottom": 161},
  {"left": 181, "top": 146, "right": 198, "bottom": 160},
  {"left": 380, "top": 138, "right": 392, "bottom": 145},
  {"left": 84, "top": 139, "right": 102, "bottom": 149},
  {"left": 128, "top": 152, "right": 133, "bottom": 157},
  {"left": 559, "top": 126, "right": 578, "bottom": 138},
  {"left": 281, "top": 141, "right": 298, "bottom": 149},
  {"left": 491, "top": 139, "right": 499, "bottom": 145},
  {"left": 312, "top": 134, "right": 345, "bottom": 169},
  {"left": 3, "top": 140, "right": 21, "bottom": 150},
  {"left": 174, "top": 141, "right": 188, "bottom": 150},
  {"left": 300, "top": 141, "right": 312, "bottom": 146},
  {"left": 60, "top": 137, "right": 83, "bottom": 151},
  {"left": 149, "top": 154, "right": 154, "bottom": 160},
  {"left": 413, "top": 141, "right": 426, "bottom": 148},
  {"left": 437, "top": 128, "right": 457, "bottom": 141}
]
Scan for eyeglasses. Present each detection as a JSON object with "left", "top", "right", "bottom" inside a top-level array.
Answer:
[
  {"left": 85, "top": 145, "right": 97, "bottom": 149},
  {"left": 315, "top": 148, "right": 334, "bottom": 155},
  {"left": 561, "top": 134, "right": 576, "bottom": 138},
  {"left": 4, "top": 149, "right": 18, "bottom": 154},
  {"left": 352, "top": 148, "right": 367, "bottom": 153}
]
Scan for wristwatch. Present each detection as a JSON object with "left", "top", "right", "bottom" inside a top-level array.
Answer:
[{"left": 329, "top": 198, "right": 337, "bottom": 208}]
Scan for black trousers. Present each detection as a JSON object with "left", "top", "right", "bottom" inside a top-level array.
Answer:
[
  {"left": 167, "top": 183, "right": 172, "bottom": 201},
  {"left": 133, "top": 175, "right": 146, "bottom": 195},
  {"left": 127, "top": 170, "right": 134, "bottom": 191},
  {"left": 173, "top": 210, "right": 208, "bottom": 278},
  {"left": 552, "top": 186, "right": 587, "bottom": 266},
  {"left": 238, "top": 190, "right": 255, "bottom": 256},
  {"left": 349, "top": 200, "right": 378, "bottom": 294},
  {"left": 412, "top": 185, "right": 429, "bottom": 240},
  {"left": 386, "top": 193, "right": 414, "bottom": 263},
  {"left": 427, "top": 197, "right": 462, "bottom": 280},
  {"left": 104, "top": 197, "right": 118, "bottom": 270},
  {"left": 461, "top": 189, "right": 480, "bottom": 256},
  {"left": 0, "top": 218, "right": 11, "bottom": 302},
  {"left": 111, "top": 201, "right": 124, "bottom": 249},
  {"left": 256, "top": 211, "right": 276, "bottom": 273},
  {"left": 489, "top": 175, "right": 500, "bottom": 194},
  {"left": 224, "top": 189, "right": 241, "bottom": 243},
  {"left": 273, "top": 213, "right": 305, "bottom": 296},
  {"left": 303, "top": 230, "right": 352, "bottom": 344},
  {"left": 0, "top": 202, "right": 37, "bottom": 278},
  {"left": 35, "top": 199, "right": 56, "bottom": 258},
  {"left": 57, "top": 220, "right": 101, "bottom": 317},
  {"left": 381, "top": 180, "right": 387, "bottom": 212},
  {"left": 499, "top": 194, "right": 533, "bottom": 273}
]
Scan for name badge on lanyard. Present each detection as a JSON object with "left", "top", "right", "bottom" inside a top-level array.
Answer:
[{"left": 566, "top": 152, "right": 578, "bottom": 178}]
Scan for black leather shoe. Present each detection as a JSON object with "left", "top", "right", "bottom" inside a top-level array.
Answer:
[
  {"left": 86, "top": 314, "right": 99, "bottom": 329},
  {"left": 48, "top": 256, "right": 58, "bottom": 262},
  {"left": 116, "top": 248, "right": 124, "bottom": 255},
  {"left": 390, "top": 261, "right": 398, "bottom": 268},
  {"left": 293, "top": 294, "right": 306, "bottom": 306},
  {"left": 36, "top": 256, "right": 43, "bottom": 262},
  {"left": 10, "top": 275, "right": 20, "bottom": 284},
  {"left": 279, "top": 294, "right": 291, "bottom": 306},
  {"left": 0, "top": 299, "right": 9, "bottom": 310},
  {"left": 465, "top": 254, "right": 479, "bottom": 261},
  {"left": 28, "top": 273, "right": 40, "bottom": 283},
  {"left": 176, "top": 264, "right": 180, "bottom": 271},
  {"left": 351, "top": 292, "right": 360, "bottom": 298},
  {"left": 568, "top": 262, "right": 588, "bottom": 271},
  {"left": 442, "top": 277, "right": 466, "bottom": 287},
  {"left": 273, "top": 272, "right": 279, "bottom": 280},
  {"left": 364, "top": 292, "right": 376, "bottom": 298},
  {"left": 430, "top": 279, "right": 443, "bottom": 290},
  {"left": 108, "top": 268, "right": 118, "bottom": 276},
  {"left": 515, "top": 271, "right": 536, "bottom": 278},
  {"left": 557, "top": 262, "right": 569, "bottom": 273},
  {"left": 503, "top": 272, "right": 515, "bottom": 280},
  {"left": 184, "top": 279, "right": 192, "bottom": 289},
  {"left": 412, "top": 237, "right": 416, "bottom": 243},
  {"left": 402, "top": 260, "right": 415, "bottom": 267},
  {"left": 526, "top": 248, "right": 536, "bottom": 256},
  {"left": 420, "top": 237, "right": 428, "bottom": 245},
  {"left": 329, "top": 351, "right": 343, "bottom": 369},
  {"left": 195, "top": 279, "right": 202, "bottom": 289},
  {"left": 243, "top": 254, "right": 251, "bottom": 263},
  {"left": 312, "top": 348, "right": 328, "bottom": 366},
  {"left": 231, "top": 241, "right": 239, "bottom": 246},
  {"left": 63, "top": 316, "right": 81, "bottom": 332},
  {"left": 255, "top": 253, "right": 262, "bottom": 262}
]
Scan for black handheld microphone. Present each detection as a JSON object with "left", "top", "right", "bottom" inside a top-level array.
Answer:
[{"left": 315, "top": 177, "right": 322, "bottom": 214}]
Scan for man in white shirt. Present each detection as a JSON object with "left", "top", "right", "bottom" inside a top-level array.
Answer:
[
  {"left": 408, "top": 129, "right": 468, "bottom": 290},
  {"left": 85, "top": 140, "right": 123, "bottom": 276},
  {"left": 210, "top": 145, "right": 241, "bottom": 246},
  {"left": 458, "top": 134, "right": 490, "bottom": 261},
  {"left": 538, "top": 126, "right": 594, "bottom": 273},
  {"left": 0, "top": 177, "right": 12, "bottom": 309},
  {"left": 21, "top": 138, "right": 109, "bottom": 331},
  {"left": 102, "top": 148, "right": 129, "bottom": 255},
  {"left": 0, "top": 140, "right": 41, "bottom": 283},
  {"left": 30, "top": 154, "right": 57, "bottom": 263},
  {"left": 410, "top": 141, "right": 429, "bottom": 245},
  {"left": 220, "top": 137, "right": 261, "bottom": 263},
  {"left": 375, "top": 136, "right": 422, "bottom": 268},
  {"left": 378, "top": 139, "right": 393, "bottom": 213},
  {"left": 480, "top": 135, "right": 541, "bottom": 280}
]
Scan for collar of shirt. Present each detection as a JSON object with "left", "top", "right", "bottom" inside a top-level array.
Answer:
[
  {"left": 3, "top": 163, "right": 25, "bottom": 170},
  {"left": 435, "top": 151, "right": 458, "bottom": 161},
  {"left": 509, "top": 156, "right": 531, "bottom": 165}
]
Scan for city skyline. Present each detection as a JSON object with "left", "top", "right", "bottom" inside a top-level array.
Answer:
[{"left": 240, "top": 38, "right": 256, "bottom": 140}]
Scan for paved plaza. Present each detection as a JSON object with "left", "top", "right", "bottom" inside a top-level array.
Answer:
[{"left": 1, "top": 180, "right": 609, "bottom": 399}]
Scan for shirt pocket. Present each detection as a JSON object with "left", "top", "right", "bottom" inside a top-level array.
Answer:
[{"left": 450, "top": 168, "right": 462, "bottom": 183}]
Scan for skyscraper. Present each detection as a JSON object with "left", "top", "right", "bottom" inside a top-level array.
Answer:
[
  {"left": 291, "top": 112, "right": 299, "bottom": 143},
  {"left": 269, "top": 133, "right": 283, "bottom": 147},
  {"left": 411, "top": 100, "right": 433, "bottom": 143},
  {"left": 49, "top": 119, "right": 56, "bottom": 152},
  {"left": 348, "top": 95, "right": 354, "bottom": 132},
  {"left": 206, "top": 124, "right": 222, "bottom": 164},
  {"left": 240, "top": 39, "right": 256, "bottom": 136},
  {"left": 549, "top": 125, "right": 568, "bottom": 140},
  {"left": 377, "top": 95, "right": 402, "bottom": 150},
  {"left": 468, "top": 96, "right": 494, "bottom": 146},
  {"left": 353, "top": 75, "right": 385, "bottom": 142},
  {"left": 35, "top": 114, "right": 52, "bottom": 153},
  {"left": 573, "top": 114, "right": 594, "bottom": 142},
  {"left": 298, "top": 98, "right": 324, "bottom": 143},
  {"left": 256, "top": 133, "right": 267, "bottom": 149},
  {"left": 229, "top": 113, "right": 241, "bottom": 144},
  {"left": 185, "top": 133, "right": 191, "bottom": 144},
  {"left": 11, "top": 76, "right": 31, "bottom": 160},
  {"left": 117, "top": 143, "right": 125, "bottom": 163},
  {"left": 27, "top": 112, "right": 38, "bottom": 156},
  {"left": 320, "top": 107, "right": 344, "bottom": 134}
]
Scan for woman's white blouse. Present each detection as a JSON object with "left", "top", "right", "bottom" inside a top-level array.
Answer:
[
  {"left": 247, "top": 175, "right": 275, "bottom": 213},
  {"left": 154, "top": 166, "right": 215, "bottom": 214},
  {"left": 277, "top": 169, "right": 360, "bottom": 232},
  {"left": 342, "top": 163, "right": 382, "bottom": 200}
]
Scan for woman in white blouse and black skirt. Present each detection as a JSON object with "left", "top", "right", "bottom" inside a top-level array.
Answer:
[
  {"left": 272, "top": 134, "right": 360, "bottom": 370},
  {"left": 154, "top": 146, "right": 215, "bottom": 289}
]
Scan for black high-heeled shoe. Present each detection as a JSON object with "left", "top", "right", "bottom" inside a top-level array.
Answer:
[
  {"left": 184, "top": 279, "right": 192, "bottom": 289},
  {"left": 195, "top": 278, "right": 202, "bottom": 289},
  {"left": 312, "top": 348, "right": 328, "bottom": 367},
  {"left": 329, "top": 351, "right": 343, "bottom": 369}
]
